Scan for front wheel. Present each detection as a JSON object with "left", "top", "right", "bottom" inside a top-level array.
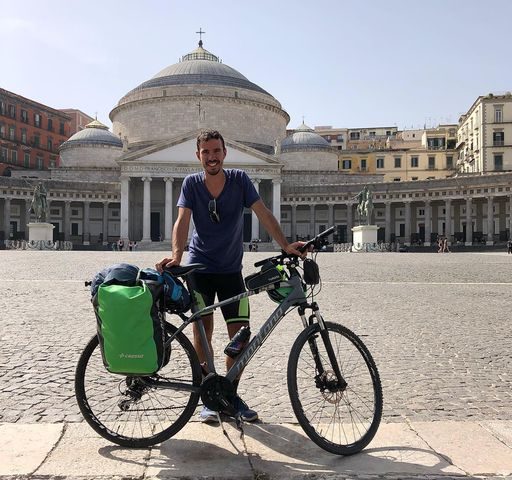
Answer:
[
  {"left": 75, "top": 323, "right": 201, "bottom": 448},
  {"left": 287, "top": 321, "right": 383, "bottom": 455}
]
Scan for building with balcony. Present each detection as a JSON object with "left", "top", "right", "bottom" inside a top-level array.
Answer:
[
  {"left": 457, "top": 92, "right": 512, "bottom": 173},
  {"left": 0, "top": 88, "right": 71, "bottom": 172}
]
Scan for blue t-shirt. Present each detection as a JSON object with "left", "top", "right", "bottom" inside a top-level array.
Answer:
[{"left": 177, "top": 169, "right": 260, "bottom": 273}]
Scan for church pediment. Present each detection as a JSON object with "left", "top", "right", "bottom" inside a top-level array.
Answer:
[{"left": 118, "top": 131, "right": 280, "bottom": 168}]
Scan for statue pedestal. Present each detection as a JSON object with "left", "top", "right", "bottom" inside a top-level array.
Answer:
[
  {"left": 28, "top": 223, "right": 54, "bottom": 242},
  {"left": 351, "top": 225, "right": 378, "bottom": 252}
]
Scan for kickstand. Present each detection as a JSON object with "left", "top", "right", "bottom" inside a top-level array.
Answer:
[{"left": 218, "top": 412, "right": 245, "bottom": 454}]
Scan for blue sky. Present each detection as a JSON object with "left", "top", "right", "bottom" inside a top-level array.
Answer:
[{"left": 1, "top": 0, "right": 511, "bottom": 130}]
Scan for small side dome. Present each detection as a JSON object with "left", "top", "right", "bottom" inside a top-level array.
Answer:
[
  {"left": 281, "top": 122, "right": 331, "bottom": 151},
  {"left": 59, "top": 119, "right": 122, "bottom": 169},
  {"left": 60, "top": 120, "right": 123, "bottom": 151}
]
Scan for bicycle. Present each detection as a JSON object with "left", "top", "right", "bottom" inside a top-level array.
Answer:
[{"left": 75, "top": 226, "right": 383, "bottom": 455}]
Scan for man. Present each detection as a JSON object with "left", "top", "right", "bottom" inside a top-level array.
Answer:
[{"left": 156, "top": 129, "right": 303, "bottom": 423}]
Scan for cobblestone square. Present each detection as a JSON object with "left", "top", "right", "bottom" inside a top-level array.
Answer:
[{"left": 1, "top": 250, "right": 511, "bottom": 424}]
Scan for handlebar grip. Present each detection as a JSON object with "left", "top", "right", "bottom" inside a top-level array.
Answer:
[{"left": 298, "top": 225, "right": 336, "bottom": 252}]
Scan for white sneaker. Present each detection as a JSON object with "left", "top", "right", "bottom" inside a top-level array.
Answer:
[{"left": 199, "top": 406, "right": 219, "bottom": 423}]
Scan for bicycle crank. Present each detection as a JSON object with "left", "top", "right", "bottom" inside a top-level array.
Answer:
[{"left": 200, "top": 373, "right": 236, "bottom": 415}]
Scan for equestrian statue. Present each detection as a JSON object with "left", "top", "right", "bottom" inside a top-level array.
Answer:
[{"left": 354, "top": 185, "right": 374, "bottom": 225}]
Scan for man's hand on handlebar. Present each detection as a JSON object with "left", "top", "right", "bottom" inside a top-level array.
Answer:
[
  {"left": 155, "top": 257, "right": 180, "bottom": 273},
  {"left": 284, "top": 241, "right": 308, "bottom": 258}
]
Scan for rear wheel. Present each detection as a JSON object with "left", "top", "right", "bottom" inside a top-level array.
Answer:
[
  {"left": 287, "top": 321, "right": 382, "bottom": 455},
  {"left": 75, "top": 323, "right": 201, "bottom": 447}
]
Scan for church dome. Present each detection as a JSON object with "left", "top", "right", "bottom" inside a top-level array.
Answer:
[
  {"left": 58, "top": 120, "right": 122, "bottom": 170},
  {"left": 279, "top": 122, "right": 338, "bottom": 171},
  {"left": 110, "top": 40, "right": 289, "bottom": 151},
  {"left": 281, "top": 122, "right": 331, "bottom": 151},
  {"left": 60, "top": 120, "right": 123, "bottom": 150},
  {"left": 121, "top": 41, "right": 271, "bottom": 99}
]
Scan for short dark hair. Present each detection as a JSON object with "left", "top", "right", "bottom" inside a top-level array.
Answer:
[{"left": 196, "top": 129, "right": 225, "bottom": 151}]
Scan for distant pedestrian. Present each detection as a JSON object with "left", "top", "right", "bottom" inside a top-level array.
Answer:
[
  {"left": 442, "top": 237, "right": 450, "bottom": 253},
  {"left": 117, "top": 239, "right": 124, "bottom": 251},
  {"left": 437, "top": 236, "right": 443, "bottom": 253},
  {"left": 508, "top": 239, "right": 512, "bottom": 254},
  {"left": 128, "top": 241, "right": 133, "bottom": 252}
]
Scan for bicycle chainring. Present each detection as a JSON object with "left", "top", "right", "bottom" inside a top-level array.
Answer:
[{"left": 200, "top": 373, "right": 236, "bottom": 412}]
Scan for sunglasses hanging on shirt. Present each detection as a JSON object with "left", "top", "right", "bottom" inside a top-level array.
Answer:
[{"left": 208, "top": 199, "right": 220, "bottom": 223}]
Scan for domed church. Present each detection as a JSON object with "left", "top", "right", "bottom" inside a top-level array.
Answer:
[{"left": 103, "top": 39, "right": 295, "bottom": 243}]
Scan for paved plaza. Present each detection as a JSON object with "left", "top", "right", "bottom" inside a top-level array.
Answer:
[{"left": 1, "top": 249, "right": 511, "bottom": 478}]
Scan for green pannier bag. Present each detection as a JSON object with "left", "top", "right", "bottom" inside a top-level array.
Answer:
[{"left": 95, "top": 281, "right": 166, "bottom": 375}]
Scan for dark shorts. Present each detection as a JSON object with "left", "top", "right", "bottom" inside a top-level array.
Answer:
[{"left": 188, "top": 271, "right": 250, "bottom": 324}]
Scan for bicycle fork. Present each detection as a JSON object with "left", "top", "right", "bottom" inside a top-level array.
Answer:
[{"left": 298, "top": 303, "right": 347, "bottom": 392}]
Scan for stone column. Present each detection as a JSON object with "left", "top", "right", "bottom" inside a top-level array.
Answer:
[
  {"left": 445, "top": 199, "right": 452, "bottom": 243},
  {"left": 64, "top": 201, "right": 71, "bottom": 241},
  {"left": 271, "top": 179, "right": 281, "bottom": 226},
  {"left": 346, "top": 203, "right": 353, "bottom": 243},
  {"left": 164, "top": 177, "right": 174, "bottom": 242},
  {"left": 404, "top": 202, "right": 411, "bottom": 245},
  {"left": 454, "top": 202, "right": 461, "bottom": 240},
  {"left": 384, "top": 201, "right": 391, "bottom": 243},
  {"left": 291, "top": 203, "right": 297, "bottom": 242},
  {"left": 486, "top": 196, "right": 494, "bottom": 245},
  {"left": 309, "top": 204, "right": 315, "bottom": 239},
  {"left": 424, "top": 200, "right": 432, "bottom": 246},
  {"left": 142, "top": 176, "right": 152, "bottom": 242},
  {"left": 102, "top": 202, "right": 109, "bottom": 245},
  {"left": 328, "top": 203, "right": 334, "bottom": 228},
  {"left": 251, "top": 179, "right": 260, "bottom": 241},
  {"left": 3, "top": 198, "right": 11, "bottom": 240},
  {"left": 120, "top": 176, "right": 130, "bottom": 241},
  {"left": 83, "top": 201, "right": 90, "bottom": 245},
  {"left": 465, "top": 197, "right": 473, "bottom": 246}
]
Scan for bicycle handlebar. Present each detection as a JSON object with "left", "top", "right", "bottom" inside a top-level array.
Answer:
[{"left": 254, "top": 225, "right": 336, "bottom": 268}]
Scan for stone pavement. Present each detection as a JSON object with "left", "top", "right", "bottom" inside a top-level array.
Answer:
[
  {"left": 1, "top": 420, "right": 512, "bottom": 478},
  {"left": 1, "top": 250, "right": 512, "bottom": 478}
]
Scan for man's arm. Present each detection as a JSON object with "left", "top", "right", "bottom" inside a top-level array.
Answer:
[
  {"left": 250, "top": 199, "right": 304, "bottom": 255},
  {"left": 155, "top": 207, "right": 191, "bottom": 271}
]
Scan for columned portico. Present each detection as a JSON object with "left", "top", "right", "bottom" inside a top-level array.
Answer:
[
  {"left": 142, "top": 176, "right": 152, "bottom": 242},
  {"left": 164, "top": 177, "right": 174, "bottom": 242},
  {"left": 252, "top": 178, "right": 260, "bottom": 241}
]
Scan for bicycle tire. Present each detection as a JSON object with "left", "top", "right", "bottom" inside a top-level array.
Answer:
[
  {"left": 75, "top": 323, "right": 201, "bottom": 448},
  {"left": 287, "top": 321, "right": 383, "bottom": 455}
]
